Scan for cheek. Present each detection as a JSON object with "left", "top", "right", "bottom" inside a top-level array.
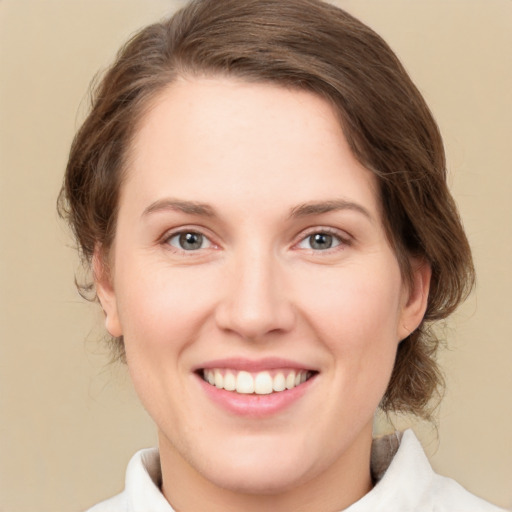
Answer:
[
  {"left": 298, "top": 260, "right": 403, "bottom": 400},
  {"left": 300, "top": 263, "right": 403, "bottom": 346},
  {"left": 114, "top": 262, "right": 220, "bottom": 361},
  {"left": 114, "top": 267, "right": 206, "bottom": 425}
]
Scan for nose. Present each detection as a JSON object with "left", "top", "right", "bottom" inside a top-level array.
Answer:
[{"left": 214, "top": 246, "right": 296, "bottom": 341}]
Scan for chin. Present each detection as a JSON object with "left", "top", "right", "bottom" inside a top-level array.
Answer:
[
  {"left": 190, "top": 437, "right": 323, "bottom": 496},
  {"left": 203, "top": 460, "right": 312, "bottom": 496}
]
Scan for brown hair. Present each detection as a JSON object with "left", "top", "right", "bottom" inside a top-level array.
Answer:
[{"left": 58, "top": 0, "right": 475, "bottom": 420}]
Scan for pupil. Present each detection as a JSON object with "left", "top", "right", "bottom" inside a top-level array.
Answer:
[
  {"left": 311, "top": 233, "right": 332, "bottom": 250},
  {"left": 179, "top": 232, "right": 203, "bottom": 250}
]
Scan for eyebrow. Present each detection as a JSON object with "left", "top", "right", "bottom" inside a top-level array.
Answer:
[
  {"left": 142, "top": 197, "right": 373, "bottom": 222},
  {"left": 288, "top": 199, "right": 373, "bottom": 222},
  {"left": 142, "top": 198, "right": 216, "bottom": 218}
]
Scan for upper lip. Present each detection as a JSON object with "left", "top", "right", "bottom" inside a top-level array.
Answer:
[{"left": 195, "top": 357, "right": 317, "bottom": 372}]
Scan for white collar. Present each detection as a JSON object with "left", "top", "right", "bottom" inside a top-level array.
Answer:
[{"left": 112, "top": 429, "right": 502, "bottom": 512}]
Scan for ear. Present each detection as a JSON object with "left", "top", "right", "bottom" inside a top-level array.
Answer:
[
  {"left": 397, "top": 258, "right": 431, "bottom": 341},
  {"left": 93, "top": 246, "right": 123, "bottom": 338}
]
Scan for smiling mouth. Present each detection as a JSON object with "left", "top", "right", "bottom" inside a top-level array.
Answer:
[{"left": 200, "top": 369, "right": 316, "bottom": 395}]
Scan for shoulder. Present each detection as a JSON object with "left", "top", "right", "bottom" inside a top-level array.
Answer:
[
  {"left": 427, "top": 471, "right": 506, "bottom": 512},
  {"left": 84, "top": 447, "right": 174, "bottom": 512},
  {"left": 348, "top": 430, "right": 506, "bottom": 512},
  {"left": 392, "top": 430, "right": 505, "bottom": 512},
  {"left": 85, "top": 491, "right": 128, "bottom": 512}
]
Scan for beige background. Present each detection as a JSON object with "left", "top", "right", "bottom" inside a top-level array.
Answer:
[{"left": 0, "top": 1, "right": 511, "bottom": 510}]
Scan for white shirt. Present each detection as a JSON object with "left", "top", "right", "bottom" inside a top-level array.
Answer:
[{"left": 86, "top": 430, "right": 505, "bottom": 511}]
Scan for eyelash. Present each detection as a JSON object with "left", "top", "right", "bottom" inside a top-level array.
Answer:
[
  {"left": 162, "top": 228, "right": 216, "bottom": 254},
  {"left": 161, "top": 227, "right": 351, "bottom": 255},
  {"left": 293, "top": 227, "right": 351, "bottom": 253}
]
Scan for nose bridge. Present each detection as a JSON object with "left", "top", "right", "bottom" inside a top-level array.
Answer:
[{"left": 215, "top": 242, "right": 295, "bottom": 339}]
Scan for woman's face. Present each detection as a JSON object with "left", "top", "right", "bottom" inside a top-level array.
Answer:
[{"left": 97, "top": 77, "right": 429, "bottom": 498}]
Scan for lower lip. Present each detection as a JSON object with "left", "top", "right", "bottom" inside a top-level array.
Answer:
[{"left": 196, "top": 373, "right": 316, "bottom": 418}]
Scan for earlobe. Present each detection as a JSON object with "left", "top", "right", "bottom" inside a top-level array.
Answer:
[
  {"left": 398, "top": 259, "right": 431, "bottom": 341},
  {"left": 93, "top": 247, "right": 123, "bottom": 338}
]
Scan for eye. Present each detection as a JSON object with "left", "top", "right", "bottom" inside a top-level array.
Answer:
[
  {"left": 297, "top": 231, "right": 342, "bottom": 251},
  {"left": 166, "top": 231, "right": 212, "bottom": 251}
]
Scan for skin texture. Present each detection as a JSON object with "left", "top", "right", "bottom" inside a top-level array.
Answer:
[{"left": 95, "top": 77, "right": 430, "bottom": 512}]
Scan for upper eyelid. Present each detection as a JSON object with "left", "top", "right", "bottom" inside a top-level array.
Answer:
[
  {"left": 160, "top": 227, "right": 220, "bottom": 252},
  {"left": 161, "top": 225, "right": 215, "bottom": 241},
  {"left": 294, "top": 226, "right": 352, "bottom": 243},
  {"left": 158, "top": 225, "right": 352, "bottom": 249}
]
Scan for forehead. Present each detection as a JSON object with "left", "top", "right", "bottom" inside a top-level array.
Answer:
[{"left": 123, "top": 76, "right": 380, "bottom": 220}]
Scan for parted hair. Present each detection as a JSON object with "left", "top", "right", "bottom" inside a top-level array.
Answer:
[{"left": 58, "top": 0, "right": 475, "bottom": 420}]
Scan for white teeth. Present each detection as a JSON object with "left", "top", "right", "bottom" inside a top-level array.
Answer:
[
  {"left": 236, "top": 371, "right": 254, "bottom": 394},
  {"left": 203, "top": 369, "right": 312, "bottom": 394},
  {"left": 223, "top": 371, "right": 236, "bottom": 391},
  {"left": 285, "top": 372, "right": 296, "bottom": 389},
  {"left": 214, "top": 370, "right": 223, "bottom": 388},
  {"left": 254, "top": 371, "right": 273, "bottom": 395},
  {"left": 273, "top": 372, "right": 286, "bottom": 392}
]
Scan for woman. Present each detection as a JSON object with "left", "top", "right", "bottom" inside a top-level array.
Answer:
[{"left": 59, "top": 0, "right": 505, "bottom": 510}]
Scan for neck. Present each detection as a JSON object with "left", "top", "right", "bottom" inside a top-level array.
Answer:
[{"left": 158, "top": 426, "right": 374, "bottom": 512}]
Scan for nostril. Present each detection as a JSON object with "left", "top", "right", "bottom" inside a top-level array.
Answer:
[{"left": 214, "top": 297, "right": 297, "bottom": 341}]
